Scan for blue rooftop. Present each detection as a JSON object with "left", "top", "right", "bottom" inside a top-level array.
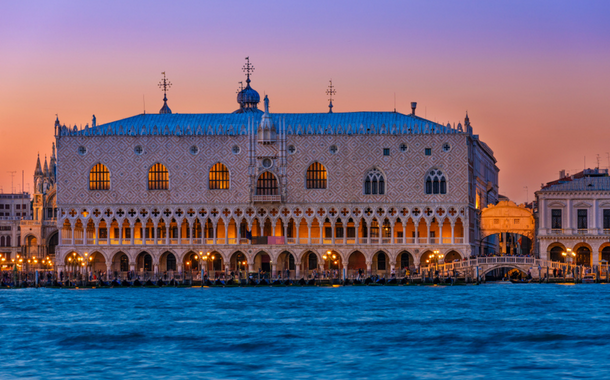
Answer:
[{"left": 58, "top": 112, "right": 469, "bottom": 137}]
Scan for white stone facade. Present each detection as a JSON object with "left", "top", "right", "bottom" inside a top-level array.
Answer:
[
  {"left": 536, "top": 169, "right": 610, "bottom": 266},
  {"left": 54, "top": 91, "right": 498, "bottom": 277}
]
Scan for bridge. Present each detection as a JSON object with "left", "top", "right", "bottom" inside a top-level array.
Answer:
[{"left": 422, "top": 256, "right": 610, "bottom": 280}]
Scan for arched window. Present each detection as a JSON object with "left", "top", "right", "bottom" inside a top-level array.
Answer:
[
  {"left": 209, "top": 163, "right": 230, "bottom": 190},
  {"left": 257, "top": 172, "right": 278, "bottom": 195},
  {"left": 425, "top": 169, "right": 447, "bottom": 195},
  {"left": 364, "top": 169, "right": 385, "bottom": 195},
  {"left": 148, "top": 163, "right": 169, "bottom": 190},
  {"left": 308, "top": 252, "right": 318, "bottom": 270},
  {"left": 377, "top": 252, "right": 386, "bottom": 271},
  {"left": 89, "top": 163, "right": 110, "bottom": 190},
  {"left": 166, "top": 253, "right": 176, "bottom": 271},
  {"left": 0, "top": 236, "right": 4, "bottom": 247},
  {"left": 120, "top": 254, "right": 129, "bottom": 272},
  {"left": 306, "top": 162, "right": 327, "bottom": 189},
  {"left": 6, "top": 236, "right": 10, "bottom": 247},
  {"left": 143, "top": 254, "right": 153, "bottom": 271}
]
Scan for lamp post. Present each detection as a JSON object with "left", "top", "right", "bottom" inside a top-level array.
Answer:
[
  {"left": 323, "top": 250, "right": 339, "bottom": 279},
  {"left": 562, "top": 248, "right": 575, "bottom": 281}
]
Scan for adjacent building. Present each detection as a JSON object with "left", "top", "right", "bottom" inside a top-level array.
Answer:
[{"left": 536, "top": 168, "right": 610, "bottom": 266}]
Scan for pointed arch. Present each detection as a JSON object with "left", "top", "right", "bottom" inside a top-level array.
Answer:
[
  {"left": 306, "top": 162, "right": 327, "bottom": 189},
  {"left": 364, "top": 168, "right": 385, "bottom": 195},
  {"left": 209, "top": 162, "right": 230, "bottom": 189},
  {"left": 148, "top": 163, "right": 169, "bottom": 190},
  {"left": 89, "top": 163, "right": 110, "bottom": 190},
  {"left": 425, "top": 168, "right": 447, "bottom": 195},
  {"left": 256, "top": 171, "right": 278, "bottom": 195}
]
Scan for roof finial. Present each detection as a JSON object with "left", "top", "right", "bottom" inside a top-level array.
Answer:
[
  {"left": 158, "top": 72, "right": 172, "bottom": 114},
  {"left": 264, "top": 95, "right": 269, "bottom": 114},
  {"left": 242, "top": 57, "right": 255, "bottom": 85},
  {"left": 326, "top": 79, "right": 336, "bottom": 113}
]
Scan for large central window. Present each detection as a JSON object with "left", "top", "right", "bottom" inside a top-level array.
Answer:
[
  {"left": 148, "top": 163, "right": 169, "bottom": 190},
  {"left": 551, "top": 209, "right": 562, "bottom": 229},
  {"left": 257, "top": 172, "right": 278, "bottom": 195},
  {"left": 89, "top": 163, "right": 110, "bottom": 190},
  {"left": 364, "top": 169, "right": 385, "bottom": 195},
  {"left": 209, "top": 163, "right": 229, "bottom": 189},
  {"left": 306, "top": 162, "right": 327, "bottom": 189}
]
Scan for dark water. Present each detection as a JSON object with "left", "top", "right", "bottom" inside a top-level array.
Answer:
[{"left": 1, "top": 284, "right": 609, "bottom": 379}]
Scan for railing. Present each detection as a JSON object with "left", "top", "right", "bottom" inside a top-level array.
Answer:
[
  {"left": 287, "top": 238, "right": 296, "bottom": 244},
  {"left": 604, "top": 229, "right": 610, "bottom": 235},
  {"left": 405, "top": 237, "right": 415, "bottom": 244},
  {"left": 98, "top": 238, "right": 108, "bottom": 245},
  {"left": 370, "top": 238, "right": 379, "bottom": 244},
  {"left": 429, "top": 237, "right": 438, "bottom": 244},
  {"left": 323, "top": 238, "right": 332, "bottom": 244},
  {"left": 455, "top": 238, "right": 464, "bottom": 244},
  {"left": 382, "top": 238, "right": 391, "bottom": 244},
  {"left": 252, "top": 195, "right": 281, "bottom": 202},
  {"left": 417, "top": 238, "right": 428, "bottom": 244},
  {"left": 360, "top": 238, "right": 368, "bottom": 244},
  {"left": 240, "top": 238, "right": 249, "bottom": 244},
  {"left": 394, "top": 238, "right": 403, "bottom": 244},
  {"left": 442, "top": 237, "right": 451, "bottom": 244},
  {"left": 551, "top": 229, "right": 563, "bottom": 234},
  {"left": 577, "top": 229, "right": 588, "bottom": 235}
]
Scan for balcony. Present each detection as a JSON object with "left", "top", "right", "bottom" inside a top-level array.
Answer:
[
  {"left": 550, "top": 229, "right": 563, "bottom": 234},
  {"left": 577, "top": 229, "right": 589, "bottom": 235},
  {"left": 252, "top": 195, "right": 281, "bottom": 203}
]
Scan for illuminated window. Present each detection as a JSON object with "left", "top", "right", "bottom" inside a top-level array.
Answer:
[
  {"left": 425, "top": 169, "right": 446, "bottom": 195},
  {"left": 209, "top": 163, "right": 230, "bottom": 190},
  {"left": 257, "top": 172, "right": 278, "bottom": 195},
  {"left": 364, "top": 169, "right": 385, "bottom": 195},
  {"left": 148, "top": 163, "right": 169, "bottom": 190},
  {"left": 306, "top": 162, "right": 327, "bottom": 189},
  {"left": 89, "top": 163, "right": 110, "bottom": 190}
]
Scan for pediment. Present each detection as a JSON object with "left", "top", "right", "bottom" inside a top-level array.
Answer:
[
  {"left": 573, "top": 201, "right": 592, "bottom": 208},
  {"left": 547, "top": 201, "right": 566, "bottom": 208}
]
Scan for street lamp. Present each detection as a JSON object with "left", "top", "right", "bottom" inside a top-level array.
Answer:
[
  {"left": 323, "top": 250, "right": 339, "bottom": 278},
  {"left": 562, "top": 249, "right": 576, "bottom": 279}
]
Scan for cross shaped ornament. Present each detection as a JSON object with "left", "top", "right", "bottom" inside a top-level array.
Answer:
[
  {"left": 222, "top": 209, "right": 231, "bottom": 218},
  {"left": 281, "top": 208, "right": 290, "bottom": 217},
  {"left": 246, "top": 208, "right": 255, "bottom": 217},
  {"left": 305, "top": 208, "right": 314, "bottom": 217},
  {"left": 293, "top": 208, "right": 302, "bottom": 217},
  {"left": 93, "top": 209, "right": 101, "bottom": 218},
  {"left": 270, "top": 208, "right": 278, "bottom": 217}
]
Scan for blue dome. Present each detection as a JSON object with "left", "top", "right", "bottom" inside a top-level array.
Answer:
[{"left": 237, "top": 85, "right": 260, "bottom": 105}]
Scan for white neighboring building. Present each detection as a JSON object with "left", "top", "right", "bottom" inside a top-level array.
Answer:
[{"left": 536, "top": 168, "right": 610, "bottom": 267}]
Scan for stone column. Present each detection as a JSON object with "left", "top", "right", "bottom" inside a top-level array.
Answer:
[
  {"left": 331, "top": 221, "right": 336, "bottom": 245},
  {"left": 307, "top": 222, "right": 312, "bottom": 245},
  {"left": 118, "top": 221, "right": 123, "bottom": 245},
  {"left": 130, "top": 221, "right": 135, "bottom": 245},
  {"left": 426, "top": 221, "right": 431, "bottom": 245},
  {"left": 212, "top": 220, "right": 217, "bottom": 245},
  {"left": 165, "top": 224, "right": 170, "bottom": 246},
  {"left": 248, "top": 263, "right": 255, "bottom": 273},
  {"left": 451, "top": 223, "right": 455, "bottom": 244},
  {"left": 189, "top": 222, "right": 194, "bottom": 245},
  {"left": 343, "top": 224, "right": 347, "bottom": 245},
  {"left": 295, "top": 263, "right": 301, "bottom": 278},
  {"left": 71, "top": 221, "right": 75, "bottom": 245},
  {"left": 366, "top": 261, "right": 372, "bottom": 276},
  {"left": 390, "top": 221, "right": 395, "bottom": 245},
  {"left": 224, "top": 223, "right": 229, "bottom": 245},
  {"left": 94, "top": 222, "right": 99, "bottom": 245},
  {"left": 106, "top": 264, "right": 112, "bottom": 281},
  {"left": 272, "top": 263, "right": 277, "bottom": 278},
  {"left": 438, "top": 221, "right": 443, "bottom": 245},
  {"left": 354, "top": 222, "right": 360, "bottom": 244}
]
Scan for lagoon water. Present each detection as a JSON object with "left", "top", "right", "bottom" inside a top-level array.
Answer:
[{"left": 1, "top": 284, "right": 609, "bottom": 379}]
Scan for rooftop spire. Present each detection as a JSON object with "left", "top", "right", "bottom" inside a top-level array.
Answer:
[
  {"left": 242, "top": 56, "right": 254, "bottom": 85},
  {"left": 35, "top": 154, "right": 43, "bottom": 176},
  {"left": 43, "top": 156, "right": 49, "bottom": 177},
  {"left": 326, "top": 79, "right": 336, "bottom": 113},
  {"left": 158, "top": 72, "right": 172, "bottom": 114}
]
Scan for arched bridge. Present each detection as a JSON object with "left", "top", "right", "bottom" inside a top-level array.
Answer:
[{"left": 424, "top": 257, "right": 571, "bottom": 278}]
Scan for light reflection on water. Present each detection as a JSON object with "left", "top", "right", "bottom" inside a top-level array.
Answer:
[{"left": 1, "top": 284, "right": 609, "bottom": 379}]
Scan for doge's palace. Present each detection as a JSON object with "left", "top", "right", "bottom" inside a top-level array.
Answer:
[{"left": 54, "top": 60, "right": 499, "bottom": 278}]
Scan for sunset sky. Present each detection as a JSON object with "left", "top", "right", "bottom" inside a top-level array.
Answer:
[{"left": 1, "top": 0, "right": 608, "bottom": 202}]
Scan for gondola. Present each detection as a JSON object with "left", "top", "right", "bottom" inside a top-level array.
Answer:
[
  {"left": 155, "top": 279, "right": 165, "bottom": 287},
  {"left": 121, "top": 280, "right": 131, "bottom": 287},
  {"left": 400, "top": 277, "right": 409, "bottom": 285},
  {"left": 306, "top": 279, "right": 316, "bottom": 286},
  {"left": 376, "top": 278, "right": 386, "bottom": 285},
  {"left": 132, "top": 279, "right": 142, "bottom": 287},
  {"left": 168, "top": 279, "right": 178, "bottom": 287},
  {"left": 258, "top": 279, "right": 269, "bottom": 286},
  {"left": 214, "top": 279, "right": 225, "bottom": 286},
  {"left": 387, "top": 278, "right": 398, "bottom": 285},
  {"left": 204, "top": 279, "right": 214, "bottom": 286},
  {"left": 271, "top": 279, "right": 282, "bottom": 286},
  {"left": 111, "top": 280, "right": 120, "bottom": 287},
  {"left": 298, "top": 278, "right": 307, "bottom": 286},
  {"left": 282, "top": 279, "right": 292, "bottom": 286},
  {"left": 364, "top": 277, "right": 373, "bottom": 285},
  {"left": 248, "top": 278, "right": 257, "bottom": 286}
]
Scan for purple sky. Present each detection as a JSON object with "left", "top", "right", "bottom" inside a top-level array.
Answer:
[{"left": 1, "top": 0, "right": 609, "bottom": 202}]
